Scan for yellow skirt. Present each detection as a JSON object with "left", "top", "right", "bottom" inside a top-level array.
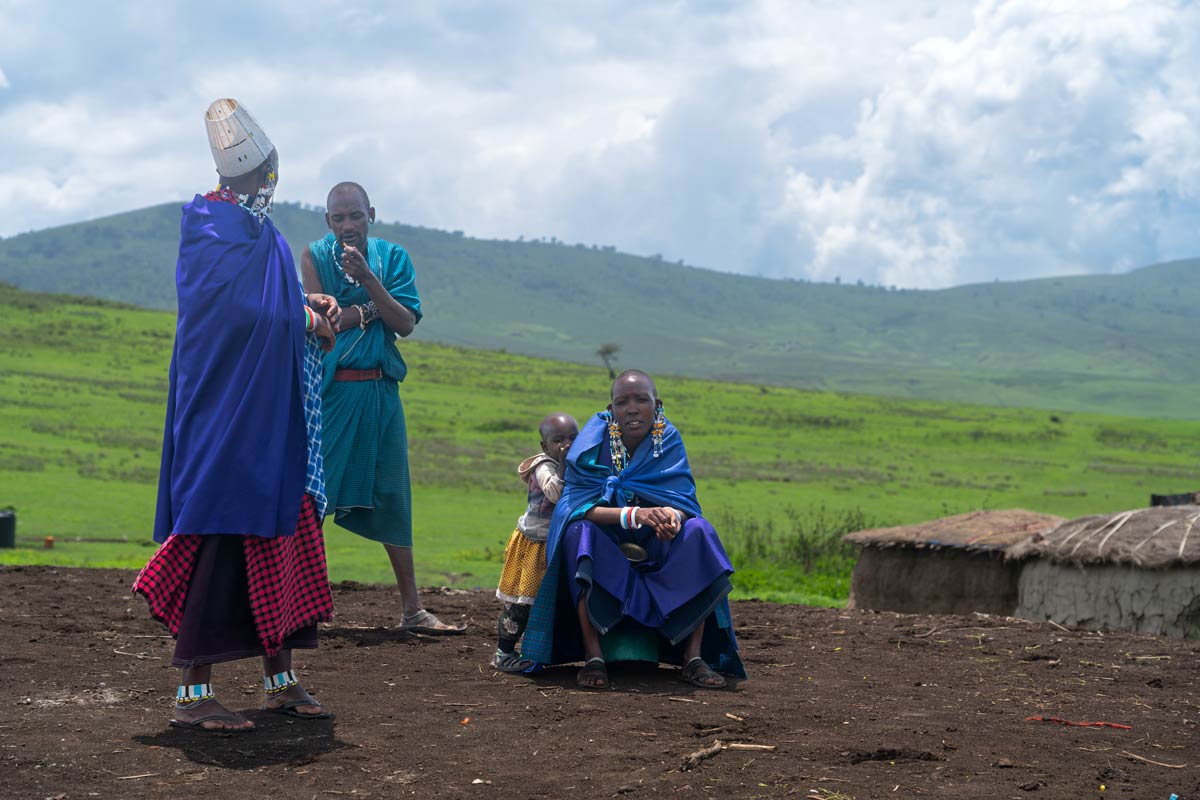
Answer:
[{"left": 496, "top": 528, "right": 547, "bottom": 604}]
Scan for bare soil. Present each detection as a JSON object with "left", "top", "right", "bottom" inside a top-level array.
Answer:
[{"left": 2, "top": 565, "right": 1199, "bottom": 799}]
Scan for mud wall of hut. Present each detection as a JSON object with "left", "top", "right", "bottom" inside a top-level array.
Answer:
[
  {"left": 848, "top": 547, "right": 1021, "bottom": 616},
  {"left": 1016, "top": 560, "right": 1200, "bottom": 638}
]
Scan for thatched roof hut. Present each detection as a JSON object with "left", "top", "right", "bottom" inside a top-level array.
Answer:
[
  {"left": 1009, "top": 506, "right": 1200, "bottom": 638},
  {"left": 1006, "top": 506, "right": 1200, "bottom": 566},
  {"left": 846, "top": 510, "right": 1065, "bottom": 552},
  {"left": 844, "top": 510, "right": 1065, "bottom": 616}
]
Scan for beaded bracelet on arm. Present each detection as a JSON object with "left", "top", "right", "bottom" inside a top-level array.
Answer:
[{"left": 354, "top": 301, "right": 380, "bottom": 331}]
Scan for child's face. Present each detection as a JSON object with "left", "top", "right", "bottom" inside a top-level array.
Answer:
[{"left": 541, "top": 417, "right": 579, "bottom": 461}]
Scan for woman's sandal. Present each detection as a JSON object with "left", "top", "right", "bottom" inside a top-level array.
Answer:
[
  {"left": 264, "top": 692, "right": 334, "bottom": 720},
  {"left": 680, "top": 656, "right": 727, "bottom": 689},
  {"left": 576, "top": 656, "right": 609, "bottom": 689},
  {"left": 262, "top": 670, "right": 334, "bottom": 720},
  {"left": 400, "top": 608, "right": 467, "bottom": 635},
  {"left": 169, "top": 697, "right": 255, "bottom": 734},
  {"left": 491, "top": 649, "right": 534, "bottom": 673}
]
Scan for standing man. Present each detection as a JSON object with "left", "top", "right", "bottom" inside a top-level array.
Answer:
[
  {"left": 301, "top": 182, "right": 463, "bottom": 634},
  {"left": 134, "top": 99, "right": 341, "bottom": 731}
]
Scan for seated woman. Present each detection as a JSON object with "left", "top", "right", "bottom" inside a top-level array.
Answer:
[{"left": 522, "top": 370, "right": 745, "bottom": 689}]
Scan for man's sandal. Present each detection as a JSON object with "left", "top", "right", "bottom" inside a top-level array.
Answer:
[
  {"left": 169, "top": 684, "right": 255, "bottom": 733},
  {"left": 262, "top": 670, "right": 334, "bottom": 720},
  {"left": 680, "top": 656, "right": 727, "bottom": 689},
  {"left": 576, "top": 657, "right": 609, "bottom": 689},
  {"left": 400, "top": 608, "right": 466, "bottom": 635},
  {"left": 491, "top": 649, "right": 534, "bottom": 673}
]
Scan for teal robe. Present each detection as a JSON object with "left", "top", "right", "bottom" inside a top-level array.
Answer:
[{"left": 308, "top": 233, "right": 422, "bottom": 546}]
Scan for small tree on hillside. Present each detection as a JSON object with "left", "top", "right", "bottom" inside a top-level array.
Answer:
[{"left": 596, "top": 343, "right": 620, "bottom": 379}]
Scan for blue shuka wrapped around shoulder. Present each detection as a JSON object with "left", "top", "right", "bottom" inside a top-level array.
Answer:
[
  {"left": 543, "top": 412, "right": 701, "bottom": 568},
  {"left": 152, "top": 196, "right": 308, "bottom": 543},
  {"left": 523, "top": 413, "right": 745, "bottom": 677}
]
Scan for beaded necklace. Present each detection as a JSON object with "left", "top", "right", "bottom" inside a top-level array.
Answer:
[
  {"left": 329, "top": 238, "right": 377, "bottom": 287},
  {"left": 204, "top": 186, "right": 240, "bottom": 205},
  {"left": 204, "top": 184, "right": 273, "bottom": 222}
]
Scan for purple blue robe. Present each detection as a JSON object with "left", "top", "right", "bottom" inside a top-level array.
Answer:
[
  {"left": 522, "top": 412, "right": 745, "bottom": 678},
  {"left": 153, "top": 195, "right": 308, "bottom": 543}
]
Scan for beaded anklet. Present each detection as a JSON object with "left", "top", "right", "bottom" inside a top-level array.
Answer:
[
  {"left": 176, "top": 683, "right": 214, "bottom": 705},
  {"left": 263, "top": 669, "right": 299, "bottom": 695}
]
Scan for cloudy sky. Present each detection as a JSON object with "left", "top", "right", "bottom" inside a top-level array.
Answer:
[{"left": 1, "top": 0, "right": 1198, "bottom": 288}]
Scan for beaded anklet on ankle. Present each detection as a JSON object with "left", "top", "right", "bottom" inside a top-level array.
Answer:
[
  {"left": 176, "top": 683, "right": 214, "bottom": 705},
  {"left": 263, "top": 669, "right": 299, "bottom": 695}
]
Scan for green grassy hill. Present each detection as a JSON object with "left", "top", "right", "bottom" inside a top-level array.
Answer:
[
  {"left": 3, "top": 287, "right": 1198, "bottom": 605},
  {"left": 1, "top": 203, "right": 1198, "bottom": 418}
]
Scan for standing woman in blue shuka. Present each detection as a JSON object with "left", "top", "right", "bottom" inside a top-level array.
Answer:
[
  {"left": 522, "top": 370, "right": 745, "bottom": 689},
  {"left": 300, "top": 183, "right": 463, "bottom": 634},
  {"left": 134, "top": 99, "right": 342, "bottom": 732}
]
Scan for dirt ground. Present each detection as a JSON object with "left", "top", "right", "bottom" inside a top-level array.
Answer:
[{"left": 2, "top": 566, "right": 1199, "bottom": 799}]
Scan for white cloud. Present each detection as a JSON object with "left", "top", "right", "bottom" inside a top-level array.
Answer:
[
  {"left": 0, "top": 1, "right": 1198, "bottom": 288},
  {"left": 775, "top": 0, "right": 1200, "bottom": 287}
]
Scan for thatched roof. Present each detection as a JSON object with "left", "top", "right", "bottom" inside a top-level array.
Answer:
[
  {"left": 844, "top": 510, "right": 1065, "bottom": 553},
  {"left": 1006, "top": 506, "right": 1200, "bottom": 568}
]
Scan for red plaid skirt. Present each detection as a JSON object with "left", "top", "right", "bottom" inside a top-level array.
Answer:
[{"left": 133, "top": 494, "right": 332, "bottom": 657}]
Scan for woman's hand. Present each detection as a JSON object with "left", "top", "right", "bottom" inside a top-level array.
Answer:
[
  {"left": 312, "top": 313, "right": 336, "bottom": 352},
  {"left": 307, "top": 293, "right": 342, "bottom": 329},
  {"left": 341, "top": 245, "right": 375, "bottom": 286},
  {"left": 640, "top": 507, "right": 683, "bottom": 540}
]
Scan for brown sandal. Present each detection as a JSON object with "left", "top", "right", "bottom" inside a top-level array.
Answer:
[
  {"left": 680, "top": 657, "right": 727, "bottom": 689},
  {"left": 263, "top": 686, "right": 334, "bottom": 720},
  {"left": 170, "top": 698, "right": 256, "bottom": 733},
  {"left": 576, "top": 657, "right": 609, "bottom": 689}
]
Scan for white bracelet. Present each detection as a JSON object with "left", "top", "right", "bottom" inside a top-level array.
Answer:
[{"left": 630, "top": 507, "right": 640, "bottom": 529}]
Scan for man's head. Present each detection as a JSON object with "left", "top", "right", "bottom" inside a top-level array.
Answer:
[
  {"left": 539, "top": 413, "right": 579, "bottom": 461},
  {"left": 326, "top": 182, "right": 375, "bottom": 250},
  {"left": 609, "top": 370, "right": 660, "bottom": 450}
]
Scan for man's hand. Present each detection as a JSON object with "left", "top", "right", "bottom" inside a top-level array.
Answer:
[
  {"left": 341, "top": 245, "right": 375, "bottom": 286},
  {"left": 307, "top": 293, "right": 342, "bottom": 328},
  {"left": 313, "top": 313, "right": 336, "bottom": 352}
]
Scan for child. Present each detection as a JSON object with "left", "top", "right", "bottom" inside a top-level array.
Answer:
[{"left": 491, "top": 413, "right": 579, "bottom": 672}]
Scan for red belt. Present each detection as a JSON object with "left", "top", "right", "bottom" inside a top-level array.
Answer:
[{"left": 334, "top": 368, "right": 383, "bottom": 382}]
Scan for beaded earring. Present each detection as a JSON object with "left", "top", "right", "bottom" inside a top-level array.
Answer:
[
  {"left": 651, "top": 404, "right": 666, "bottom": 458},
  {"left": 607, "top": 411, "right": 629, "bottom": 473}
]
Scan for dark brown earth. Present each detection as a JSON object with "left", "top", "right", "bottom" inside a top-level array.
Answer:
[{"left": 3, "top": 566, "right": 1199, "bottom": 800}]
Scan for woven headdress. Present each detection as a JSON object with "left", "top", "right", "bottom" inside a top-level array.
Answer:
[{"left": 204, "top": 99, "right": 273, "bottom": 178}]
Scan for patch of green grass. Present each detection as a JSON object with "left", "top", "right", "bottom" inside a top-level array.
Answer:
[
  {"left": 4, "top": 287, "right": 1200, "bottom": 606},
  {"left": 5, "top": 203, "right": 1200, "bottom": 419}
]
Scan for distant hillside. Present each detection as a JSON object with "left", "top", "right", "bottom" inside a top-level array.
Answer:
[{"left": 2, "top": 201, "right": 1198, "bottom": 418}]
